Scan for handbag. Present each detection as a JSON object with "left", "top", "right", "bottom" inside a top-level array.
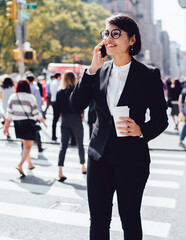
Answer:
[{"left": 16, "top": 94, "right": 41, "bottom": 132}]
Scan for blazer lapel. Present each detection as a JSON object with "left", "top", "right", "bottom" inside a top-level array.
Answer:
[
  {"left": 99, "top": 61, "right": 113, "bottom": 116},
  {"left": 100, "top": 61, "right": 113, "bottom": 95},
  {"left": 117, "top": 57, "right": 138, "bottom": 106}
]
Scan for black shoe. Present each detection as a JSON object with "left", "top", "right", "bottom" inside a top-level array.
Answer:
[
  {"left": 7, "top": 135, "right": 11, "bottom": 141},
  {"left": 38, "top": 148, "right": 46, "bottom": 152},
  {"left": 16, "top": 167, "right": 25, "bottom": 177},
  {"left": 58, "top": 176, "right": 67, "bottom": 182}
]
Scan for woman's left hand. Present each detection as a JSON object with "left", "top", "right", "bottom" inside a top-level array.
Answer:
[{"left": 116, "top": 117, "right": 142, "bottom": 137}]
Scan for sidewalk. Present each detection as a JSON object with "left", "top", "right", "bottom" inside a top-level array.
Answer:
[
  {"left": 149, "top": 117, "right": 185, "bottom": 152},
  {"left": 0, "top": 105, "right": 185, "bottom": 152}
]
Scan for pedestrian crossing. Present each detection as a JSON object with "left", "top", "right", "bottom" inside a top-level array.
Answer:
[{"left": 0, "top": 141, "right": 185, "bottom": 240}]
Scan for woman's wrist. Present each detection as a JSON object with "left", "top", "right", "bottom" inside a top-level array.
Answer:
[{"left": 89, "top": 66, "right": 97, "bottom": 74}]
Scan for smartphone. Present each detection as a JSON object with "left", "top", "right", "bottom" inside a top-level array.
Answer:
[{"left": 100, "top": 44, "right": 107, "bottom": 58}]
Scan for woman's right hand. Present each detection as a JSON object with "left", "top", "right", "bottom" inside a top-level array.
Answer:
[
  {"left": 40, "top": 118, "right": 47, "bottom": 128},
  {"left": 89, "top": 42, "right": 108, "bottom": 74},
  {"left": 3, "top": 119, "right": 10, "bottom": 136},
  {"left": 3, "top": 127, "right": 9, "bottom": 136}
]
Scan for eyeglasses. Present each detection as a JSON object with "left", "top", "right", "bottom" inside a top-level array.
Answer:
[{"left": 100, "top": 29, "right": 121, "bottom": 40}]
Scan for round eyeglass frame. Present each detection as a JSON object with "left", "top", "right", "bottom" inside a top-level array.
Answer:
[{"left": 100, "top": 29, "right": 122, "bottom": 40}]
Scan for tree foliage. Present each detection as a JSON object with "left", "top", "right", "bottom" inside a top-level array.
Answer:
[{"left": 0, "top": 0, "right": 110, "bottom": 74}]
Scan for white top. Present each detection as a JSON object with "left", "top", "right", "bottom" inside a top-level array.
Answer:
[
  {"left": 6, "top": 92, "right": 42, "bottom": 121},
  {"left": 0, "top": 86, "right": 15, "bottom": 113},
  {"left": 50, "top": 79, "right": 60, "bottom": 102},
  {"left": 87, "top": 62, "right": 131, "bottom": 115},
  {"left": 106, "top": 62, "right": 131, "bottom": 115}
]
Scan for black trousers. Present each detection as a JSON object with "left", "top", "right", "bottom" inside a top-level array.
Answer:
[
  {"left": 43, "top": 94, "right": 51, "bottom": 117},
  {"left": 35, "top": 131, "right": 42, "bottom": 151},
  {"left": 58, "top": 114, "right": 85, "bottom": 166},
  {"left": 87, "top": 158, "right": 149, "bottom": 240},
  {"left": 51, "top": 102, "right": 60, "bottom": 140}
]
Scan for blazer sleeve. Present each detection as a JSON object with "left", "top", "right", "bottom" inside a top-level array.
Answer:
[
  {"left": 69, "top": 70, "right": 99, "bottom": 112},
  {"left": 139, "top": 68, "right": 168, "bottom": 142}
]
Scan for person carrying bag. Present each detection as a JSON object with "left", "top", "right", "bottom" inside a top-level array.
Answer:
[{"left": 3, "top": 80, "right": 47, "bottom": 176}]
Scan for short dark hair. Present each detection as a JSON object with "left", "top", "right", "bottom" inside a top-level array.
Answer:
[
  {"left": 54, "top": 73, "right": 61, "bottom": 78},
  {"left": 26, "top": 76, "right": 35, "bottom": 83},
  {"left": 15, "top": 80, "right": 31, "bottom": 93},
  {"left": 105, "top": 13, "right": 141, "bottom": 56},
  {"left": 1, "top": 77, "right": 14, "bottom": 89}
]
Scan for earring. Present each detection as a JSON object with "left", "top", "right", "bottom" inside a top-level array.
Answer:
[{"left": 131, "top": 45, "right": 134, "bottom": 51}]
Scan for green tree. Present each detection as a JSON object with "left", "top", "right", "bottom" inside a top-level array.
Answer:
[
  {"left": 0, "top": 1, "right": 16, "bottom": 73},
  {"left": 26, "top": 0, "right": 110, "bottom": 71},
  {"left": 0, "top": 0, "right": 110, "bottom": 74}
]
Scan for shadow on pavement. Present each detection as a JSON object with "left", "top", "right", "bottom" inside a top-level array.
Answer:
[
  {"left": 164, "top": 130, "right": 180, "bottom": 136},
  {"left": 63, "top": 181, "right": 87, "bottom": 191},
  {"left": 9, "top": 176, "right": 56, "bottom": 194}
]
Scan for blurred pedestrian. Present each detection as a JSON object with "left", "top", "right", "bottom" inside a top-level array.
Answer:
[
  {"left": 0, "top": 76, "right": 15, "bottom": 113},
  {"left": 169, "top": 78, "right": 183, "bottom": 130},
  {"left": 179, "top": 81, "right": 186, "bottom": 148},
  {"left": 27, "top": 75, "right": 45, "bottom": 152},
  {"left": 164, "top": 76, "right": 172, "bottom": 108},
  {"left": 50, "top": 73, "right": 61, "bottom": 142},
  {"left": 70, "top": 13, "right": 168, "bottom": 240},
  {"left": 43, "top": 75, "right": 55, "bottom": 119},
  {"left": 3, "top": 80, "right": 47, "bottom": 176},
  {"left": 0, "top": 76, "right": 15, "bottom": 139},
  {"left": 36, "top": 79, "right": 43, "bottom": 98},
  {"left": 0, "top": 107, "right": 5, "bottom": 125},
  {"left": 56, "top": 70, "right": 86, "bottom": 182}
]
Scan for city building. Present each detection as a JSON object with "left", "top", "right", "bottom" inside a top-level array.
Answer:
[{"left": 82, "top": 0, "right": 185, "bottom": 78}]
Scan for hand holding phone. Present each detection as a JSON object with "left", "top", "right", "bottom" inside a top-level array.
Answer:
[
  {"left": 89, "top": 43, "right": 107, "bottom": 74},
  {"left": 100, "top": 44, "right": 107, "bottom": 58}
]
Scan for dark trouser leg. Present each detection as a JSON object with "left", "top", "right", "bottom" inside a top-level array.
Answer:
[
  {"left": 35, "top": 131, "right": 42, "bottom": 151},
  {"left": 52, "top": 102, "right": 60, "bottom": 140},
  {"left": 43, "top": 94, "right": 51, "bottom": 117},
  {"left": 87, "top": 158, "right": 115, "bottom": 240},
  {"left": 115, "top": 164, "right": 149, "bottom": 240},
  {"left": 70, "top": 130, "right": 76, "bottom": 146},
  {"left": 58, "top": 126, "right": 71, "bottom": 166},
  {"left": 71, "top": 122, "right": 85, "bottom": 164},
  {"left": 180, "top": 115, "right": 186, "bottom": 141}
]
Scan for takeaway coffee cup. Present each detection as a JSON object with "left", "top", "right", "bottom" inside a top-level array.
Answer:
[{"left": 112, "top": 106, "right": 130, "bottom": 137}]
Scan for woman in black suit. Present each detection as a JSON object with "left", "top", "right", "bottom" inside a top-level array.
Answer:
[{"left": 70, "top": 13, "right": 168, "bottom": 240}]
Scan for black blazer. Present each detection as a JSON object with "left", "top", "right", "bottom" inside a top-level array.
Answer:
[{"left": 70, "top": 58, "right": 168, "bottom": 165}]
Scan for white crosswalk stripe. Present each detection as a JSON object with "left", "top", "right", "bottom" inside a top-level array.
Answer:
[
  {"left": 150, "top": 168, "right": 184, "bottom": 176},
  {"left": 0, "top": 202, "right": 171, "bottom": 238},
  {"left": 0, "top": 181, "right": 82, "bottom": 199},
  {"left": 150, "top": 152, "right": 186, "bottom": 159},
  {"left": 0, "top": 142, "right": 185, "bottom": 239},
  {"left": 0, "top": 238, "right": 20, "bottom": 240},
  {"left": 152, "top": 159, "right": 185, "bottom": 166}
]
